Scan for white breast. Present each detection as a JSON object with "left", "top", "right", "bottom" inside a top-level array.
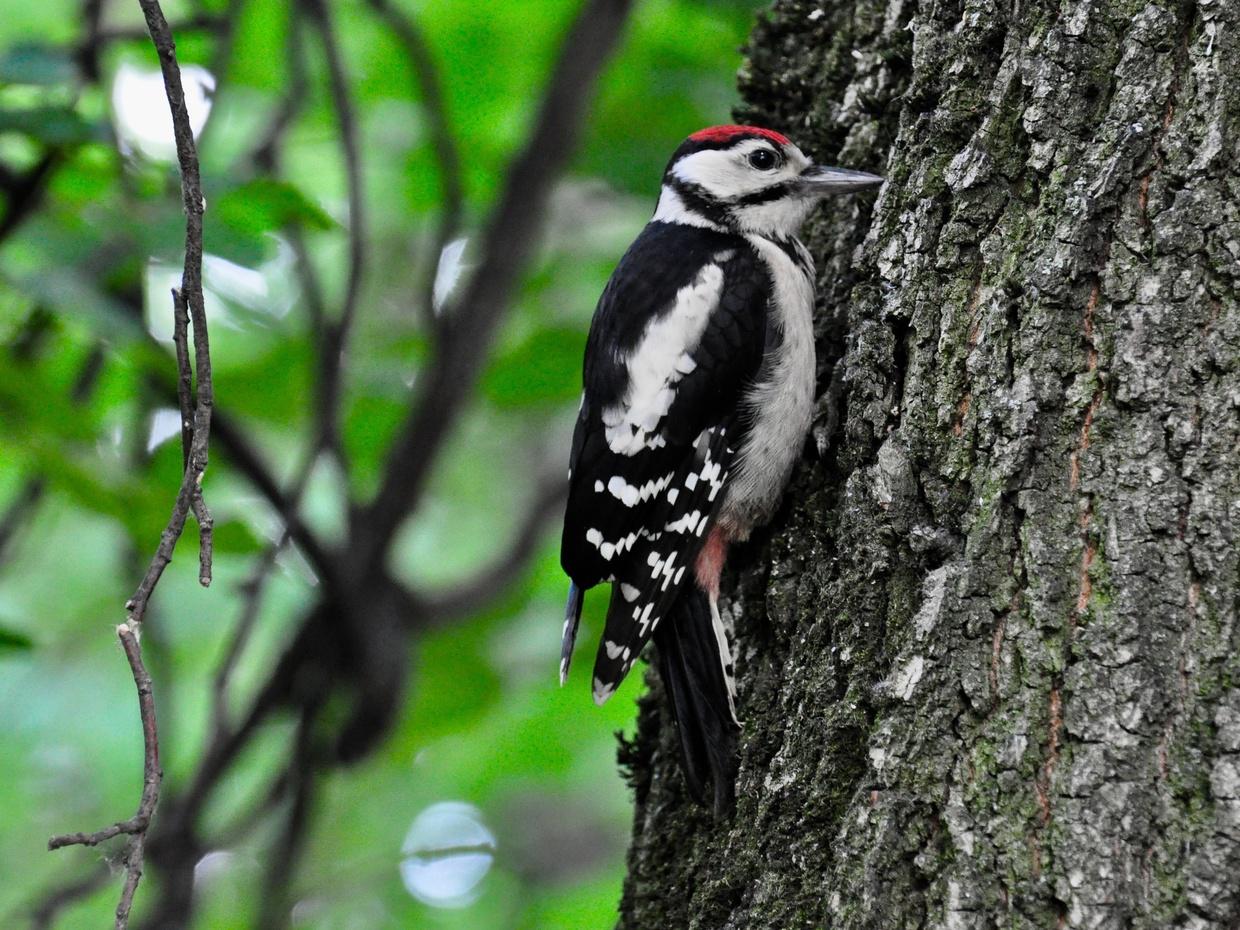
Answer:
[{"left": 718, "top": 235, "right": 816, "bottom": 538}]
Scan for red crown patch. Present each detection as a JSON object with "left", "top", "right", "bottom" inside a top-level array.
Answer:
[{"left": 688, "top": 125, "right": 791, "bottom": 147}]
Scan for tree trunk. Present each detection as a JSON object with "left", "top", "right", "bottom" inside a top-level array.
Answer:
[{"left": 617, "top": 1, "right": 1239, "bottom": 927}]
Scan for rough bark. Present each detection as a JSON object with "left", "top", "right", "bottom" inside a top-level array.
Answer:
[{"left": 618, "top": 1, "right": 1239, "bottom": 928}]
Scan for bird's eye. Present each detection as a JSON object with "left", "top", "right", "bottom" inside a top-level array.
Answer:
[{"left": 748, "top": 149, "right": 778, "bottom": 170}]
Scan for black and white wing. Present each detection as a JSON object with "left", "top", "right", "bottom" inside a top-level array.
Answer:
[{"left": 559, "top": 221, "right": 771, "bottom": 703}]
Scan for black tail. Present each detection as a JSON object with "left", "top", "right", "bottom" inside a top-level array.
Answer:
[{"left": 653, "top": 585, "right": 739, "bottom": 815}]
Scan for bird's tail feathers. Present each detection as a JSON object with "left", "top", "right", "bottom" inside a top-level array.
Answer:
[
  {"left": 653, "top": 584, "right": 740, "bottom": 815},
  {"left": 560, "top": 582, "right": 584, "bottom": 685}
]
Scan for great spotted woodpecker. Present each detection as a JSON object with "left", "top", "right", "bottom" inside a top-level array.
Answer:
[{"left": 559, "top": 125, "right": 882, "bottom": 811}]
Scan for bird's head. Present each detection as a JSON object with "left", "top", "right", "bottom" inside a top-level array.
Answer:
[{"left": 654, "top": 125, "right": 882, "bottom": 237}]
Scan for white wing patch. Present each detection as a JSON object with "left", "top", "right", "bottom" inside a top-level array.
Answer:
[{"left": 602, "top": 262, "right": 725, "bottom": 456}]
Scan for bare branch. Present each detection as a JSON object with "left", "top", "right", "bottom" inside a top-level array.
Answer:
[
  {"left": 257, "top": 709, "right": 318, "bottom": 929},
  {"left": 363, "top": 0, "right": 463, "bottom": 330},
  {"left": 303, "top": 0, "right": 366, "bottom": 462},
  {"left": 0, "top": 478, "right": 45, "bottom": 569},
  {"left": 171, "top": 286, "right": 213, "bottom": 584},
  {"left": 126, "top": 0, "right": 215, "bottom": 624},
  {"left": 251, "top": 13, "right": 310, "bottom": 174},
  {"left": 405, "top": 842, "right": 498, "bottom": 860},
  {"left": 27, "top": 862, "right": 112, "bottom": 930},
  {"left": 84, "top": 6, "right": 634, "bottom": 924},
  {"left": 0, "top": 343, "right": 105, "bottom": 569},
  {"left": 357, "top": 0, "right": 634, "bottom": 567},
  {"left": 0, "top": 154, "right": 60, "bottom": 246},
  {"left": 207, "top": 412, "right": 339, "bottom": 589},
  {"left": 209, "top": 449, "right": 320, "bottom": 738},
  {"left": 113, "top": 834, "right": 147, "bottom": 930},
  {"left": 171, "top": 289, "right": 193, "bottom": 471},
  {"left": 190, "top": 490, "right": 213, "bottom": 587},
  {"left": 77, "top": 0, "right": 106, "bottom": 81}
]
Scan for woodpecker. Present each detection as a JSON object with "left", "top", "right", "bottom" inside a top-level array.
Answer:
[{"left": 559, "top": 125, "right": 882, "bottom": 811}]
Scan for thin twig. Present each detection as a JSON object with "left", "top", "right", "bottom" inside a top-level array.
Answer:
[
  {"left": 125, "top": 0, "right": 215, "bottom": 623},
  {"left": 172, "top": 289, "right": 193, "bottom": 470},
  {"left": 404, "top": 842, "right": 498, "bottom": 860},
  {"left": 114, "top": 833, "right": 147, "bottom": 930},
  {"left": 190, "top": 491, "right": 213, "bottom": 587},
  {"left": 173, "top": 293, "right": 214, "bottom": 589},
  {"left": 77, "top": 0, "right": 106, "bottom": 81},
  {"left": 46, "top": 3, "right": 214, "bottom": 925},
  {"left": 357, "top": 0, "right": 634, "bottom": 568}
]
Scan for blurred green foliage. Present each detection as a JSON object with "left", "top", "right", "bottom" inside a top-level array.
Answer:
[{"left": 0, "top": 0, "right": 764, "bottom": 926}]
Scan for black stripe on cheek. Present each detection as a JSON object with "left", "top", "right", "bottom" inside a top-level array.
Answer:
[
  {"left": 670, "top": 179, "right": 731, "bottom": 228},
  {"left": 734, "top": 181, "right": 794, "bottom": 206}
]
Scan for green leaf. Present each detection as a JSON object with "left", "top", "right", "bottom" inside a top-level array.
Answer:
[
  {"left": 212, "top": 518, "right": 264, "bottom": 555},
  {"left": 215, "top": 179, "right": 337, "bottom": 237},
  {"left": 0, "top": 625, "right": 33, "bottom": 651},
  {"left": 0, "top": 44, "right": 77, "bottom": 86},
  {"left": 483, "top": 326, "right": 583, "bottom": 408},
  {"left": 226, "top": 0, "right": 289, "bottom": 90}
]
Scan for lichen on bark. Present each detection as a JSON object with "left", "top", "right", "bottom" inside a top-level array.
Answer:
[{"left": 618, "top": 1, "right": 1240, "bottom": 928}]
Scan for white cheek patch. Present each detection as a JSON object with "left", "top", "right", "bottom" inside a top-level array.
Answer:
[{"left": 672, "top": 140, "right": 809, "bottom": 203}]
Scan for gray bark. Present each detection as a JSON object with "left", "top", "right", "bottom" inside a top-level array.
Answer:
[{"left": 617, "top": 1, "right": 1240, "bottom": 928}]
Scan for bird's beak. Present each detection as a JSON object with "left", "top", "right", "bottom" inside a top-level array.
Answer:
[{"left": 799, "top": 165, "right": 884, "bottom": 195}]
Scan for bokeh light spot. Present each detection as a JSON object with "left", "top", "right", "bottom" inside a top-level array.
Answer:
[{"left": 399, "top": 801, "right": 496, "bottom": 909}]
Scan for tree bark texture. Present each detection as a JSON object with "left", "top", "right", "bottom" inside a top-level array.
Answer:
[{"left": 618, "top": 1, "right": 1239, "bottom": 928}]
